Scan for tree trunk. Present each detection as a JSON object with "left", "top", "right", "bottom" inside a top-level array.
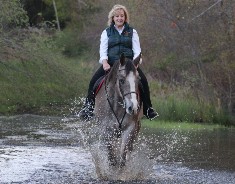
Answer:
[{"left": 52, "top": 0, "right": 60, "bottom": 31}]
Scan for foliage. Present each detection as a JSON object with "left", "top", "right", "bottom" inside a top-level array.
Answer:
[
  {"left": 39, "top": 0, "right": 100, "bottom": 28},
  {"left": 149, "top": 84, "right": 233, "bottom": 126},
  {"left": 0, "top": 0, "right": 234, "bottom": 125},
  {"left": 0, "top": 0, "right": 29, "bottom": 31},
  {"left": 55, "top": 29, "right": 90, "bottom": 57},
  {"left": 0, "top": 30, "right": 92, "bottom": 115}
]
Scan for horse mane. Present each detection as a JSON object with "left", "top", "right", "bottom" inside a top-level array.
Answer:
[
  {"left": 107, "top": 58, "right": 136, "bottom": 83},
  {"left": 107, "top": 60, "right": 119, "bottom": 83},
  {"left": 125, "top": 59, "right": 136, "bottom": 75}
]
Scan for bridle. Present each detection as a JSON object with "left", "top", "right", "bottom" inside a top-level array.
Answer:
[
  {"left": 104, "top": 68, "right": 139, "bottom": 137},
  {"left": 117, "top": 68, "right": 138, "bottom": 100}
]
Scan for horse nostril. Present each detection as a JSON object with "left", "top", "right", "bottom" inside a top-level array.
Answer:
[{"left": 128, "top": 106, "right": 134, "bottom": 114}]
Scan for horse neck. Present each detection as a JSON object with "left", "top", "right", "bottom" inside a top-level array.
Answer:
[
  {"left": 105, "top": 69, "right": 123, "bottom": 108},
  {"left": 106, "top": 79, "right": 121, "bottom": 101}
]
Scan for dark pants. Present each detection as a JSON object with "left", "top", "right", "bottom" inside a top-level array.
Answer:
[{"left": 86, "top": 65, "right": 152, "bottom": 116}]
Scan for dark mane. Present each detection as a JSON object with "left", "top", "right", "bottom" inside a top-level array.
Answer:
[
  {"left": 107, "top": 60, "right": 119, "bottom": 83},
  {"left": 107, "top": 58, "right": 136, "bottom": 83},
  {"left": 125, "top": 59, "right": 136, "bottom": 75}
]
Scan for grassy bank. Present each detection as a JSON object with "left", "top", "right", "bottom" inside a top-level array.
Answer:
[
  {"left": 0, "top": 31, "right": 92, "bottom": 115},
  {"left": 0, "top": 30, "right": 233, "bottom": 125},
  {"left": 0, "top": 58, "right": 89, "bottom": 115},
  {"left": 148, "top": 81, "right": 233, "bottom": 126},
  {"left": 151, "top": 93, "right": 232, "bottom": 126},
  {"left": 141, "top": 120, "right": 227, "bottom": 130}
]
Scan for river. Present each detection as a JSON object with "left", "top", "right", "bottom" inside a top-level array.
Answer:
[{"left": 0, "top": 114, "right": 234, "bottom": 183}]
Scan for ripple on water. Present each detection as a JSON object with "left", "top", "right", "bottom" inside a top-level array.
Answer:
[
  {"left": 0, "top": 115, "right": 235, "bottom": 184},
  {"left": 0, "top": 146, "right": 96, "bottom": 183}
]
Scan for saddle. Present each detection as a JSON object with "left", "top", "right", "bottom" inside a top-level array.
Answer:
[{"left": 93, "top": 76, "right": 105, "bottom": 96}]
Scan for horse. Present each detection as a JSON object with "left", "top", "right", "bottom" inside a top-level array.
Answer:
[{"left": 93, "top": 53, "right": 143, "bottom": 168}]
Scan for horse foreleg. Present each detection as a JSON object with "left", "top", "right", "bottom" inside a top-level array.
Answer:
[
  {"left": 120, "top": 126, "right": 138, "bottom": 167},
  {"left": 106, "top": 141, "right": 117, "bottom": 166}
]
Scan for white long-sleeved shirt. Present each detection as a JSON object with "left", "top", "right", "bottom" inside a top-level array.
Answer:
[{"left": 99, "top": 25, "right": 141, "bottom": 64}]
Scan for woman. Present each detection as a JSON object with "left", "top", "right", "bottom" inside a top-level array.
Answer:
[{"left": 80, "top": 4, "right": 158, "bottom": 120}]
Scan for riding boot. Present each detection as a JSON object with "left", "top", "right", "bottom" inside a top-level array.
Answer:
[
  {"left": 79, "top": 94, "right": 95, "bottom": 120},
  {"left": 140, "top": 88, "right": 159, "bottom": 120},
  {"left": 144, "top": 103, "right": 158, "bottom": 120},
  {"left": 79, "top": 66, "right": 105, "bottom": 120},
  {"left": 139, "top": 71, "right": 159, "bottom": 120}
]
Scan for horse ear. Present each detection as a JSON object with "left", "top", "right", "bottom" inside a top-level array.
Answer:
[
  {"left": 120, "top": 53, "right": 125, "bottom": 66},
  {"left": 133, "top": 53, "right": 142, "bottom": 67}
]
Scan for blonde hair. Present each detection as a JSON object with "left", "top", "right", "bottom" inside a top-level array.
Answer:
[{"left": 107, "top": 4, "right": 130, "bottom": 26}]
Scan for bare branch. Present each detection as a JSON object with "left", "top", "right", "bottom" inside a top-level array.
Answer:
[{"left": 191, "top": 0, "right": 223, "bottom": 21}]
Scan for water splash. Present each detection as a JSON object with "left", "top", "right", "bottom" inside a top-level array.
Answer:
[
  {"left": 78, "top": 120, "right": 154, "bottom": 181},
  {"left": 68, "top": 97, "right": 85, "bottom": 116},
  {"left": 88, "top": 141, "right": 154, "bottom": 181}
]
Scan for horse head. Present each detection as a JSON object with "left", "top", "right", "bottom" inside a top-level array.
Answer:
[{"left": 117, "top": 53, "right": 141, "bottom": 115}]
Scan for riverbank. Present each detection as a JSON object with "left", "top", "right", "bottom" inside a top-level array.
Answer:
[
  {"left": 1, "top": 57, "right": 234, "bottom": 126},
  {"left": 142, "top": 119, "right": 234, "bottom": 129},
  {"left": 0, "top": 30, "right": 92, "bottom": 116},
  {"left": 0, "top": 29, "right": 234, "bottom": 126}
]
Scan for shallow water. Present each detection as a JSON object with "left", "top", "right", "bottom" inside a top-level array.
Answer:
[{"left": 0, "top": 115, "right": 234, "bottom": 183}]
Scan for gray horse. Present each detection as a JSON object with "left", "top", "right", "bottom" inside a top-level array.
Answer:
[{"left": 94, "top": 53, "right": 143, "bottom": 168}]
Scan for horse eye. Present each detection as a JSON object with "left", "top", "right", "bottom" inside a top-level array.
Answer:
[{"left": 119, "top": 79, "right": 125, "bottom": 85}]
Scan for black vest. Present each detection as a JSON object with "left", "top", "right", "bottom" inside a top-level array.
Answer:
[{"left": 106, "top": 23, "right": 133, "bottom": 65}]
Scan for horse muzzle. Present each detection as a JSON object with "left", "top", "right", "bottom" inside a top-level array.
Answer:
[{"left": 125, "top": 100, "right": 138, "bottom": 115}]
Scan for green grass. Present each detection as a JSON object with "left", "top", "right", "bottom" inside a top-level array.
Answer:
[
  {"left": 0, "top": 33, "right": 93, "bottom": 115},
  {"left": 141, "top": 119, "right": 226, "bottom": 130},
  {"left": 149, "top": 85, "right": 233, "bottom": 126}
]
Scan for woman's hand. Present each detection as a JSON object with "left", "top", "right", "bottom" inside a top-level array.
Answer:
[{"left": 102, "top": 59, "right": 111, "bottom": 71}]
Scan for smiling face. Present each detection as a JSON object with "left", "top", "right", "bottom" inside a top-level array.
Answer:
[{"left": 113, "top": 9, "right": 126, "bottom": 29}]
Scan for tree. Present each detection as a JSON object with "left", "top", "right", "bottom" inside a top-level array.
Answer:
[{"left": 0, "top": 0, "right": 28, "bottom": 32}]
